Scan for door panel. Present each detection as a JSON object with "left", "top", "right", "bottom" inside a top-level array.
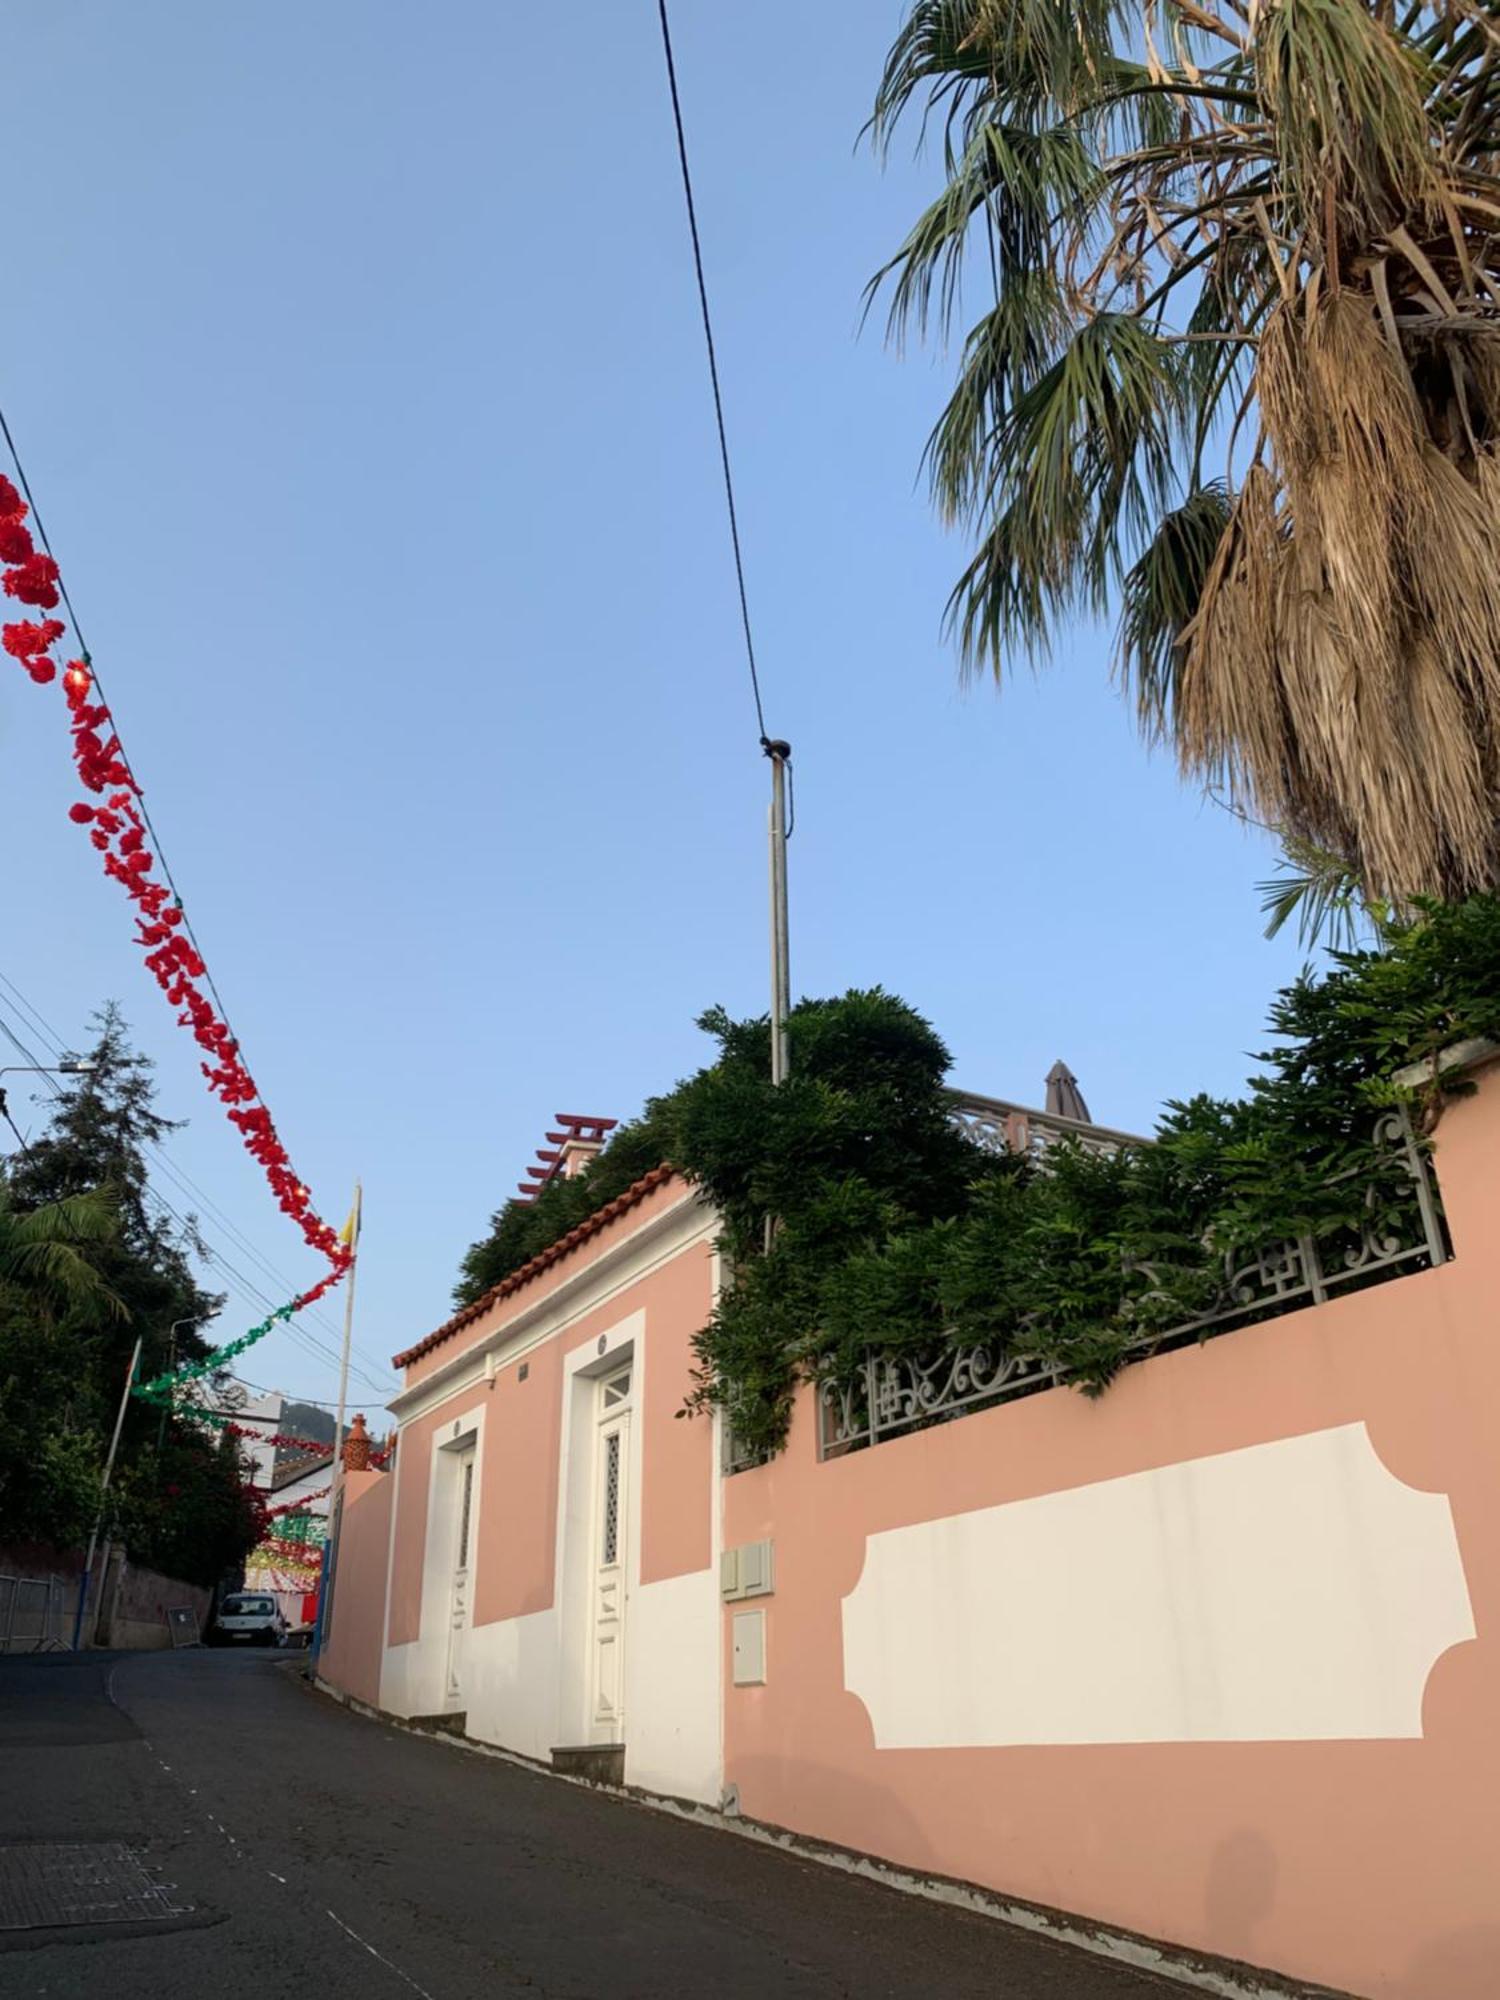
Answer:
[
  {"left": 589, "top": 1371, "right": 630, "bottom": 1741},
  {"left": 446, "top": 1449, "right": 475, "bottom": 1702}
]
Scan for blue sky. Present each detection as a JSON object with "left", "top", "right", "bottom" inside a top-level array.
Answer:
[{"left": 0, "top": 2, "right": 1305, "bottom": 1410}]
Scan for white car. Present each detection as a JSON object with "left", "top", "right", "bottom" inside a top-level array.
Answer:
[{"left": 211, "top": 1593, "right": 287, "bottom": 1647}]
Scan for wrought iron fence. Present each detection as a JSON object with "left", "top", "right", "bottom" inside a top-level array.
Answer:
[
  {"left": 818, "top": 1107, "right": 1448, "bottom": 1460},
  {"left": 721, "top": 1420, "right": 768, "bottom": 1478}
]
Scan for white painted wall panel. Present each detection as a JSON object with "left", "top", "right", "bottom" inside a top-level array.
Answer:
[
  {"left": 842, "top": 1422, "right": 1474, "bottom": 1747},
  {"left": 463, "top": 1607, "right": 563, "bottom": 1765},
  {"left": 627, "top": 1568, "right": 722, "bottom": 1803}
]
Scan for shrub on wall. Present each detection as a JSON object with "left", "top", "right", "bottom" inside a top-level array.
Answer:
[{"left": 454, "top": 896, "right": 1500, "bottom": 1459}]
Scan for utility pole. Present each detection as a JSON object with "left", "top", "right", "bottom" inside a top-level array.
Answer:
[
  {"left": 766, "top": 739, "right": 792, "bottom": 1086},
  {"left": 763, "top": 740, "right": 792, "bottom": 1259},
  {"left": 72, "top": 1334, "right": 142, "bottom": 1650}
]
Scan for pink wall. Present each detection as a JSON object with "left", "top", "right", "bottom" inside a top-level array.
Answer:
[
  {"left": 320, "top": 1469, "right": 392, "bottom": 1711},
  {"left": 723, "top": 1074, "right": 1500, "bottom": 2000},
  {"left": 384, "top": 1189, "right": 715, "bottom": 1652},
  {"left": 473, "top": 1335, "right": 565, "bottom": 1626},
  {"left": 638, "top": 1239, "right": 715, "bottom": 1585}
]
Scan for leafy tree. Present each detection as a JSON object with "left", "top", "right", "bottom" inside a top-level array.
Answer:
[
  {"left": 0, "top": 1185, "right": 123, "bottom": 1318},
  {"left": 0, "top": 1004, "right": 268, "bottom": 1580},
  {"left": 0, "top": 1185, "right": 125, "bottom": 1546},
  {"left": 115, "top": 1429, "right": 269, "bottom": 1589},
  {"left": 869, "top": 0, "right": 1500, "bottom": 905},
  {"left": 6, "top": 1003, "right": 221, "bottom": 1407}
]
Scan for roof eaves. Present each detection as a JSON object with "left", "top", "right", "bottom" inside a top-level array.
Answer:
[{"left": 392, "top": 1163, "right": 677, "bottom": 1372}]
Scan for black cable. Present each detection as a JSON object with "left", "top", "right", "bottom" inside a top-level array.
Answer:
[
  {"left": 0, "top": 403, "right": 267, "bottom": 1110},
  {"left": 0, "top": 961, "right": 355, "bottom": 1349},
  {"left": 656, "top": 0, "right": 771, "bottom": 748},
  {"left": 0, "top": 986, "right": 393, "bottom": 1394}
]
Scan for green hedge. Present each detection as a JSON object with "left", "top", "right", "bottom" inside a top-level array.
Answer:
[{"left": 455, "top": 896, "right": 1500, "bottom": 1459}]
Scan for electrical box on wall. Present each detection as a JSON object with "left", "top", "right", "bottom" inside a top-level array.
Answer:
[
  {"left": 731, "top": 1609, "right": 766, "bottom": 1686},
  {"left": 720, "top": 1539, "right": 774, "bottom": 1601}
]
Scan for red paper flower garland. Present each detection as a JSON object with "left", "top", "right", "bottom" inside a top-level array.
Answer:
[{"left": 0, "top": 471, "right": 350, "bottom": 1311}]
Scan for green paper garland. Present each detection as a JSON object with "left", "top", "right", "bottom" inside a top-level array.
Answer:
[{"left": 133, "top": 1295, "right": 303, "bottom": 1406}]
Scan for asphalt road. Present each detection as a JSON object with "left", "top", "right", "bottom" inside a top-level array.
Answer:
[{"left": 0, "top": 1649, "right": 1183, "bottom": 1999}]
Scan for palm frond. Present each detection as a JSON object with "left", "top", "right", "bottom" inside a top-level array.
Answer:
[
  {"left": 0, "top": 1186, "right": 126, "bottom": 1319},
  {"left": 1118, "top": 484, "right": 1232, "bottom": 735},
  {"left": 874, "top": 0, "right": 1500, "bottom": 901},
  {"left": 942, "top": 313, "right": 1187, "bottom": 668},
  {"left": 1257, "top": 839, "right": 1371, "bottom": 951}
]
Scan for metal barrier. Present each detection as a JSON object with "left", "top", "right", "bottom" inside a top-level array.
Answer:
[{"left": 0, "top": 1572, "right": 71, "bottom": 1652}]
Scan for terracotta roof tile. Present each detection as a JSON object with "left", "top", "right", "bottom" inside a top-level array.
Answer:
[{"left": 392, "top": 1164, "right": 677, "bottom": 1372}]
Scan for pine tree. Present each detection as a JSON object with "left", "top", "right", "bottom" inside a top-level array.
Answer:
[{"left": 0, "top": 1003, "right": 256, "bottom": 1574}]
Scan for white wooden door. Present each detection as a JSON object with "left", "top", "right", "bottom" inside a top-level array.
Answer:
[
  {"left": 589, "top": 1367, "right": 631, "bottom": 1741},
  {"left": 445, "top": 1447, "right": 475, "bottom": 1703}
]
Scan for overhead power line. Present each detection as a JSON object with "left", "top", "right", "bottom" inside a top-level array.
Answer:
[
  {"left": 655, "top": 0, "right": 773, "bottom": 750},
  {"left": 0, "top": 978, "right": 395, "bottom": 1397}
]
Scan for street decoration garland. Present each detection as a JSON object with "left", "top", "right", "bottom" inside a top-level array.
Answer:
[
  {"left": 0, "top": 471, "right": 350, "bottom": 1388},
  {"left": 265, "top": 1487, "right": 331, "bottom": 1521},
  {"left": 132, "top": 1297, "right": 311, "bottom": 1403},
  {"left": 248, "top": 1537, "right": 323, "bottom": 1588},
  {"left": 156, "top": 1398, "right": 390, "bottom": 1468}
]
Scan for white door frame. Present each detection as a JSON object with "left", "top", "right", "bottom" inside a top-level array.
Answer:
[
  {"left": 421, "top": 1410, "right": 483, "bottom": 1717},
  {"left": 445, "top": 1441, "right": 477, "bottom": 1703},
  {"left": 588, "top": 1366, "right": 632, "bottom": 1741},
  {"left": 555, "top": 1313, "right": 642, "bottom": 1750}
]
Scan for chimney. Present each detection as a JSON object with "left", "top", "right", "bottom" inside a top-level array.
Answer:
[
  {"left": 341, "top": 1412, "right": 373, "bottom": 1472},
  {"left": 516, "top": 1113, "right": 618, "bottom": 1201}
]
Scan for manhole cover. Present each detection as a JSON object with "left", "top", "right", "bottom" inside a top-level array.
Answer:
[{"left": 0, "top": 1843, "right": 194, "bottom": 1931}]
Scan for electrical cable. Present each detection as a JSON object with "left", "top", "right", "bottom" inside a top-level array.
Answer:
[
  {"left": 655, "top": 0, "right": 773, "bottom": 750},
  {"left": 0, "top": 973, "right": 393, "bottom": 1383},
  {"left": 0, "top": 988, "right": 393, "bottom": 1394}
]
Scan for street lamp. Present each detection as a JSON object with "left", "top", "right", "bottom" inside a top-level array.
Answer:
[
  {"left": 0, "top": 1056, "right": 97, "bottom": 1080},
  {"left": 156, "top": 1316, "right": 200, "bottom": 1454},
  {"left": 0, "top": 1058, "right": 97, "bottom": 1149}
]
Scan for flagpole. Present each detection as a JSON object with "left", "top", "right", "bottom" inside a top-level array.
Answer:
[
  {"left": 332, "top": 1180, "right": 362, "bottom": 1471},
  {"left": 313, "top": 1183, "right": 361, "bottom": 1672}
]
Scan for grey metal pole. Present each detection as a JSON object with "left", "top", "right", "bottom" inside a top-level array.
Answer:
[
  {"left": 72, "top": 1334, "right": 142, "bottom": 1650},
  {"left": 155, "top": 1318, "right": 193, "bottom": 1456},
  {"left": 766, "top": 740, "right": 792, "bottom": 1086}
]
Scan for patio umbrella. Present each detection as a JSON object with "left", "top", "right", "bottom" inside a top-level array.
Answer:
[{"left": 1045, "top": 1061, "right": 1092, "bottom": 1124}]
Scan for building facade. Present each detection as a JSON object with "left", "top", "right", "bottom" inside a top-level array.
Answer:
[{"left": 321, "top": 1065, "right": 1500, "bottom": 2000}]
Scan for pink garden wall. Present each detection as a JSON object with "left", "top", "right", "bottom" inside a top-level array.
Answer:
[
  {"left": 319, "top": 1468, "right": 392, "bottom": 1711},
  {"left": 722, "top": 1069, "right": 1500, "bottom": 2000}
]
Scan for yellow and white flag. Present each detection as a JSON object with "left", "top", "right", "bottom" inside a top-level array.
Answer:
[{"left": 337, "top": 1183, "right": 362, "bottom": 1252}]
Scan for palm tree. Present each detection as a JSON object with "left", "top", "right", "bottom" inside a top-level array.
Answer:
[
  {"left": 0, "top": 1184, "right": 125, "bottom": 1318},
  {"left": 870, "top": 0, "right": 1500, "bottom": 904}
]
